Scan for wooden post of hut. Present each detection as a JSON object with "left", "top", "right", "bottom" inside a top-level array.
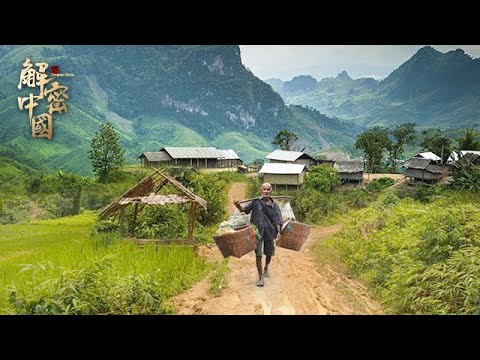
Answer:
[
  {"left": 119, "top": 206, "right": 126, "bottom": 236},
  {"left": 187, "top": 203, "right": 198, "bottom": 242},
  {"left": 130, "top": 202, "right": 139, "bottom": 237}
]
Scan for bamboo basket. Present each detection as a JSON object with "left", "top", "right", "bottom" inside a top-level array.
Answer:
[
  {"left": 277, "top": 221, "right": 311, "bottom": 251},
  {"left": 213, "top": 224, "right": 257, "bottom": 258}
]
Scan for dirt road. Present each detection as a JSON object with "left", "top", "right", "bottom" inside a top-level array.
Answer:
[
  {"left": 226, "top": 182, "right": 248, "bottom": 215},
  {"left": 172, "top": 182, "right": 382, "bottom": 315}
]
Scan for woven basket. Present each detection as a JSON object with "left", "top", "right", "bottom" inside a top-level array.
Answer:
[
  {"left": 277, "top": 221, "right": 311, "bottom": 251},
  {"left": 213, "top": 224, "right": 257, "bottom": 258}
]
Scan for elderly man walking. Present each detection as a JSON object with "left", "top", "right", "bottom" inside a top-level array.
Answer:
[{"left": 234, "top": 183, "right": 282, "bottom": 287}]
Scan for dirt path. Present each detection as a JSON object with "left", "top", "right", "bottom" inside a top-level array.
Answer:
[
  {"left": 172, "top": 182, "right": 382, "bottom": 315},
  {"left": 226, "top": 182, "right": 248, "bottom": 215}
]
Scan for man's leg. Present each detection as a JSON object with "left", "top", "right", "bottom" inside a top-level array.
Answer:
[
  {"left": 256, "top": 256, "right": 264, "bottom": 286},
  {"left": 263, "top": 240, "right": 275, "bottom": 277},
  {"left": 264, "top": 256, "right": 272, "bottom": 277},
  {"left": 256, "top": 256, "right": 263, "bottom": 280}
]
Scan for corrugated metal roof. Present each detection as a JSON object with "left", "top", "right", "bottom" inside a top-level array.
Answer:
[
  {"left": 219, "top": 149, "right": 241, "bottom": 160},
  {"left": 259, "top": 163, "right": 306, "bottom": 174},
  {"left": 162, "top": 147, "right": 225, "bottom": 159},
  {"left": 334, "top": 161, "right": 364, "bottom": 173},
  {"left": 138, "top": 151, "right": 172, "bottom": 161},
  {"left": 414, "top": 152, "right": 441, "bottom": 161},
  {"left": 265, "top": 150, "right": 303, "bottom": 162}
]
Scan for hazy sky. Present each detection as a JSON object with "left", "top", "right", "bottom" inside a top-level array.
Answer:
[{"left": 239, "top": 45, "right": 480, "bottom": 81}]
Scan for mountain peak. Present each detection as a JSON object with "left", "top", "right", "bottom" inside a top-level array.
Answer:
[
  {"left": 381, "top": 45, "right": 477, "bottom": 102},
  {"left": 336, "top": 70, "right": 352, "bottom": 81},
  {"left": 283, "top": 75, "right": 318, "bottom": 92},
  {"left": 414, "top": 46, "right": 442, "bottom": 59}
]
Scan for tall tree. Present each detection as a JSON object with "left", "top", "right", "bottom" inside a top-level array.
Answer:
[
  {"left": 355, "top": 126, "right": 391, "bottom": 174},
  {"left": 458, "top": 128, "right": 480, "bottom": 150},
  {"left": 272, "top": 129, "right": 299, "bottom": 151},
  {"left": 387, "top": 123, "right": 416, "bottom": 173},
  {"left": 89, "top": 122, "right": 125, "bottom": 183},
  {"left": 420, "top": 130, "right": 452, "bottom": 164}
]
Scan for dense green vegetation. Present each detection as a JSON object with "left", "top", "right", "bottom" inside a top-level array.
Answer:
[
  {"left": 332, "top": 188, "right": 480, "bottom": 314},
  {"left": 0, "top": 157, "right": 150, "bottom": 225},
  {"left": 0, "top": 213, "right": 211, "bottom": 314}
]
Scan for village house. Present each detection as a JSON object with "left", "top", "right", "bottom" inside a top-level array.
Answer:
[
  {"left": 258, "top": 163, "right": 307, "bottom": 190},
  {"left": 333, "top": 161, "right": 364, "bottom": 184},
  {"left": 403, "top": 157, "right": 445, "bottom": 184},
  {"left": 265, "top": 149, "right": 317, "bottom": 168},
  {"left": 138, "top": 147, "right": 242, "bottom": 169}
]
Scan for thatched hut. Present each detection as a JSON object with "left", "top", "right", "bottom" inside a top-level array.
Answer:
[
  {"left": 404, "top": 157, "right": 444, "bottom": 184},
  {"left": 333, "top": 161, "right": 364, "bottom": 184},
  {"left": 99, "top": 169, "right": 207, "bottom": 242}
]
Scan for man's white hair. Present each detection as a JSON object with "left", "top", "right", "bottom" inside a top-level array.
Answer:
[{"left": 261, "top": 183, "right": 272, "bottom": 189}]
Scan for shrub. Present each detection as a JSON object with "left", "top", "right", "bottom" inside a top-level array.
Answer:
[
  {"left": 305, "top": 165, "right": 341, "bottom": 193},
  {"left": 92, "top": 220, "right": 120, "bottom": 234},
  {"left": 453, "top": 165, "right": 480, "bottom": 193},
  {"left": 367, "top": 177, "right": 395, "bottom": 192},
  {"left": 7, "top": 256, "right": 174, "bottom": 315}
]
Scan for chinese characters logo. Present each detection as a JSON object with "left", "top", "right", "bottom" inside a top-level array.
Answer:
[{"left": 17, "top": 58, "right": 70, "bottom": 140}]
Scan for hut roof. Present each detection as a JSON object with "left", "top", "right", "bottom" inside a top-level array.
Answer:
[
  {"left": 99, "top": 168, "right": 207, "bottom": 219},
  {"left": 404, "top": 158, "right": 444, "bottom": 173},
  {"left": 162, "top": 147, "right": 224, "bottom": 159},
  {"left": 333, "top": 161, "right": 364, "bottom": 173},
  {"left": 464, "top": 152, "right": 480, "bottom": 166},
  {"left": 137, "top": 151, "right": 173, "bottom": 161},
  {"left": 425, "top": 164, "right": 445, "bottom": 174},
  {"left": 404, "top": 157, "right": 431, "bottom": 170},
  {"left": 259, "top": 163, "right": 306, "bottom": 175}
]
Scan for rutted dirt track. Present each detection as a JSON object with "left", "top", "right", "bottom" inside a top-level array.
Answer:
[{"left": 172, "top": 182, "right": 382, "bottom": 315}]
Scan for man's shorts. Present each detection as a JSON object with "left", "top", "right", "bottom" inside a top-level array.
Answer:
[{"left": 255, "top": 239, "right": 275, "bottom": 257}]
